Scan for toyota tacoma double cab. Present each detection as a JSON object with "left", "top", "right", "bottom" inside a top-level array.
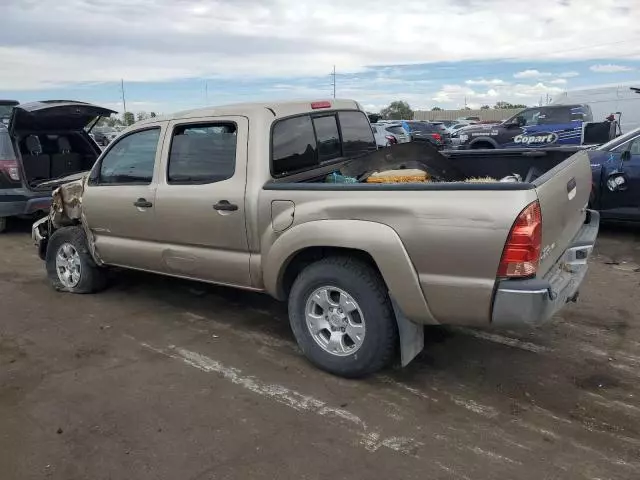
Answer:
[{"left": 33, "top": 99, "right": 599, "bottom": 378}]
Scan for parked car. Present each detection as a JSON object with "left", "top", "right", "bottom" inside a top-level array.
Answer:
[
  {"left": 0, "top": 100, "right": 114, "bottom": 233},
  {"left": 32, "top": 99, "right": 598, "bottom": 378},
  {"left": 372, "top": 123, "right": 410, "bottom": 146},
  {"left": 587, "top": 127, "right": 640, "bottom": 222},
  {"left": 403, "top": 121, "right": 451, "bottom": 149},
  {"left": 456, "top": 104, "right": 602, "bottom": 149}
]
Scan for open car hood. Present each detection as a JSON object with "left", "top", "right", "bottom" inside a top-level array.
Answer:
[{"left": 9, "top": 101, "right": 117, "bottom": 133}]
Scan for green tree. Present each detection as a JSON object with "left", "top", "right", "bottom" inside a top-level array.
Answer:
[
  {"left": 380, "top": 101, "right": 414, "bottom": 120},
  {"left": 123, "top": 112, "right": 135, "bottom": 126},
  {"left": 150, "top": 112, "right": 157, "bottom": 118},
  {"left": 136, "top": 111, "right": 149, "bottom": 122},
  {"left": 480, "top": 105, "right": 491, "bottom": 110},
  {"left": 431, "top": 106, "right": 443, "bottom": 111},
  {"left": 494, "top": 101, "right": 527, "bottom": 109}
]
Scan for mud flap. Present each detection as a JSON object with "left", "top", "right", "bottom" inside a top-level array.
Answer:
[{"left": 391, "top": 297, "right": 424, "bottom": 367}]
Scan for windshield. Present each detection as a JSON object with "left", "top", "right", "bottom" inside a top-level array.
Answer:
[{"left": 596, "top": 127, "right": 640, "bottom": 151}]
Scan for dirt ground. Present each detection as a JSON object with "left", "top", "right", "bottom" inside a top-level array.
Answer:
[{"left": 1, "top": 218, "right": 640, "bottom": 480}]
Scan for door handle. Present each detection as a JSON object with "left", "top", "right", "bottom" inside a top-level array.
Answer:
[
  {"left": 133, "top": 198, "right": 153, "bottom": 208},
  {"left": 213, "top": 200, "right": 238, "bottom": 212}
]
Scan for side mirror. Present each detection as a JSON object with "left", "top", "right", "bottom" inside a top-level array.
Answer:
[
  {"left": 621, "top": 150, "right": 632, "bottom": 162},
  {"left": 606, "top": 172, "right": 628, "bottom": 192}
]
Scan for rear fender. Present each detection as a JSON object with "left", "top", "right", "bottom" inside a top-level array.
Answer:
[{"left": 263, "top": 220, "right": 437, "bottom": 325}]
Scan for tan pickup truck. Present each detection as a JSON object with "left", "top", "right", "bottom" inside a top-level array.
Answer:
[{"left": 32, "top": 99, "right": 599, "bottom": 377}]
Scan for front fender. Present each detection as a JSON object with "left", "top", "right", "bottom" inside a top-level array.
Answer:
[{"left": 263, "top": 220, "right": 437, "bottom": 325}]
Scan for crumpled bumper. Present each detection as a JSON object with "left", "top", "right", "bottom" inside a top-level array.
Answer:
[
  {"left": 32, "top": 216, "right": 49, "bottom": 260},
  {"left": 492, "top": 209, "right": 600, "bottom": 328}
]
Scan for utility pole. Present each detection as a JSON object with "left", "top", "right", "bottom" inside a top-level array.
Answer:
[
  {"left": 205, "top": 81, "right": 209, "bottom": 104},
  {"left": 121, "top": 79, "right": 127, "bottom": 116},
  {"left": 331, "top": 65, "right": 336, "bottom": 99}
]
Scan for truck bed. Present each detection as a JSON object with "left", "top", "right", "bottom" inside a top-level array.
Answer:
[{"left": 262, "top": 143, "right": 593, "bottom": 326}]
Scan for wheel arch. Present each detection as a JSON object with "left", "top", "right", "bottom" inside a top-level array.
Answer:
[
  {"left": 263, "top": 220, "right": 436, "bottom": 325},
  {"left": 469, "top": 137, "right": 499, "bottom": 149}
]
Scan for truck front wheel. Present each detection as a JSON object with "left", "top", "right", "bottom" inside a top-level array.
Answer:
[
  {"left": 288, "top": 257, "right": 397, "bottom": 378},
  {"left": 45, "top": 226, "right": 107, "bottom": 293}
]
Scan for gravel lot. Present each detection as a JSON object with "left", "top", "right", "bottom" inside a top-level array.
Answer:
[{"left": 1, "top": 218, "right": 639, "bottom": 480}]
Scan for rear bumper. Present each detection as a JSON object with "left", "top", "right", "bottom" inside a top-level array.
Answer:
[
  {"left": 492, "top": 209, "right": 600, "bottom": 328},
  {"left": 0, "top": 190, "right": 51, "bottom": 217}
]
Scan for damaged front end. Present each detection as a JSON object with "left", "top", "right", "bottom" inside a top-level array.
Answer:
[{"left": 32, "top": 176, "right": 87, "bottom": 261}]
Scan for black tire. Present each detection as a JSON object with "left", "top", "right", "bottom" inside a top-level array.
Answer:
[
  {"left": 45, "top": 226, "right": 107, "bottom": 293},
  {"left": 0, "top": 217, "right": 6, "bottom": 233},
  {"left": 288, "top": 256, "right": 397, "bottom": 378}
]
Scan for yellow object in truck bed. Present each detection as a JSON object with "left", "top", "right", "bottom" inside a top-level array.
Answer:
[{"left": 366, "top": 169, "right": 429, "bottom": 183}]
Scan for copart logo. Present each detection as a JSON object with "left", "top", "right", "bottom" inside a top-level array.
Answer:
[{"left": 514, "top": 133, "right": 558, "bottom": 145}]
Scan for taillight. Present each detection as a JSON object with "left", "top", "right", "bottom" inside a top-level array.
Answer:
[
  {"left": 498, "top": 201, "right": 542, "bottom": 278},
  {"left": 385, "top": 135, "right": 398, "bottom": 145},
  {"left": 0, "top": 159, "right": 20, "bottom": 181},
  {"left": 432, "top": 133, "right": 442, "bottom": 142}
]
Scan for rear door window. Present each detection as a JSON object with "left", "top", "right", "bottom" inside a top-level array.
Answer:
[
  {"left": 338, "top": 111, "right": 376, "bottom": 156},
  {"left": 168, "top": 123, "right": 237, "bottom": 184},
  {"left": 272, "top": 115, "right": 318, "bottom": 176},
  {"left": 312, "top": 115, "right": 341, "bottom": 162}
]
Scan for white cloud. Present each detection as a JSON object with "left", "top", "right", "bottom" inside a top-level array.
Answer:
[
  {"left": 513, "top": 69, "right": 551, "bottom": 79},
  {"left": 589, "top": 64, "right": 636, "bottom": 73},
  {"left": 0, "top": 0, "right": 638, "bottom": 90},
  {"left": 549, "top": 78, "right": 568, "bottom": 84},
  {"left": 465, "top": 78, "right": 507, "bottom": 86},
  {"left": 430, "top": 82, "right": 564, "bottom": 110},
  {"left": 559, "top": 71, "right": 580, "bottom": 78}
]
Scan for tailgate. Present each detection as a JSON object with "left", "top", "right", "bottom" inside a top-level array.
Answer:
[{"left": 534, "top": 150, "right": 592, "bottom": 276}]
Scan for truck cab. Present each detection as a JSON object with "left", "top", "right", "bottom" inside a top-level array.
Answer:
[{"left": 458, "top": 104, "right": 594, "bottom": 149}]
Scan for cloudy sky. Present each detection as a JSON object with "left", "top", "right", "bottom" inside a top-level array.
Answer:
[{"left": 1, "top": 0, "right": 640, "bottom": 114}]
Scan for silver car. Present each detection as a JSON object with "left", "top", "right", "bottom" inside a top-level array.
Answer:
[{"left": 372, "top": 123, "right": 410, "bottom": 147}]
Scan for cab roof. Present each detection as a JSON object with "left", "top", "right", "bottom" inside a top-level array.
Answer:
[{"left": 134, "top": 99, "right": 363, "bottom": 127}]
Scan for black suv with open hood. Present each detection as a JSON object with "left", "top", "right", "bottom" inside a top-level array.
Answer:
[{"left": 0, "top": 100, "right": 116, "bottom": 232}]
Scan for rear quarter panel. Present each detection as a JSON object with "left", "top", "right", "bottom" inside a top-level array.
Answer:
[{"left": 258, "top": 187, "right": 537, "bottom": 326}]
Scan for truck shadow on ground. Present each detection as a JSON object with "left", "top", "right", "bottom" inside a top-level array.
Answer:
[{"left": 105, "top": 266, "right": 639, "bottom": 439}]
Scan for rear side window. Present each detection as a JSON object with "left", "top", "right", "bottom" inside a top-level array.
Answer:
[
  {"left": 387, "top": 126, "right": 405, "bottom": 135},
  {"left": 338, "top": 111, "right": 376, "bottom": 156},
  {"left": 272, "top": 115, "right": 318, "bottom": 176},
  {"left": 537, "top": 107, "right": 573, "bottom": 125},
  {"left": 168, "top": 123, "right": 237, "bottom": 184},
  {"left": 0, "top": 129, "right": 15, "bottom": 160},
  {"left": 313, "top": 115, "right": 341, "bottom": 161},
  {"left": 99, "top": 128, "right": 160, "bottom": 184}
]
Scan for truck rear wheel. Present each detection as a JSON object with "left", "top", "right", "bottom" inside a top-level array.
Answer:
[
  {"left": 45, "top": 226, "right": 107, "bottom": 293},
  {"left": 288, "top": 256, "right": 397, "bottom": 378}
]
